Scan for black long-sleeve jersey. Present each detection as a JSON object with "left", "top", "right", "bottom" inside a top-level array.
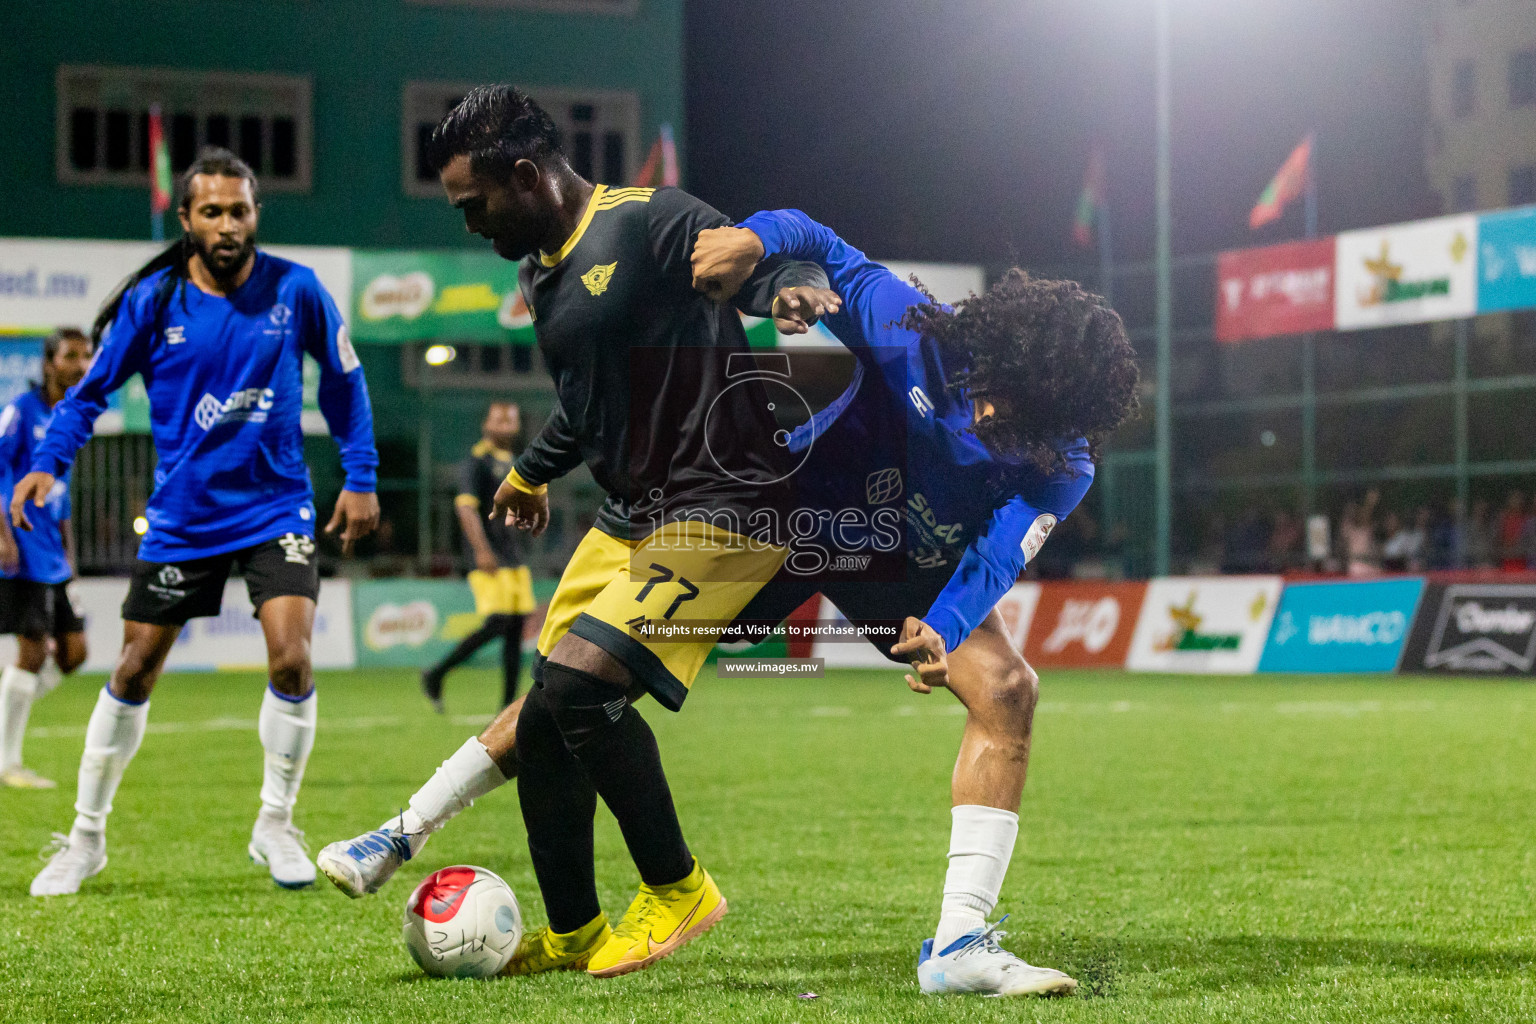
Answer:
[{"left": 512, "top": 185, "right": 828, "bottom": 540}]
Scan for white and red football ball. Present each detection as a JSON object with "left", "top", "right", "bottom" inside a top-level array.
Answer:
[{"left": 402, "top": 865, "right": 523, "bottom": 978}]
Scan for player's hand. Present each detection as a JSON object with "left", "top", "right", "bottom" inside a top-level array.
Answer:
[
  {"left": 8, "top": 472, "right": 56, "bottom": 533},
  {"left": 491, "top": 480, "right": 549, "bottom": 537},
  {"left": 326, "top": 489, "right": 380, "bottom": 556},
  {"left": 771, "top": 286, "right": 842, "bottom": 335},
  {"left": 474, "top": 550, "right": 500, "bottom": 574},
  {"left": 0, "top": 532, "right": 18, "bottom": 575},
  {"left": 691, "top": 226, "right": 766, "bottom": 303},
  {"left": 892, "top": 616, "right": 949, "bottom": 693}
]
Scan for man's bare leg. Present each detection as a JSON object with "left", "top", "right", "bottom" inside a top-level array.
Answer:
[{"left": 931, "top": 609, "right": 1038, "bottom": 948}]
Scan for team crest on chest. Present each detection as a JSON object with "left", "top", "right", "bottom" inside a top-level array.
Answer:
[{"left": 581, "top": 262, "right": 617, "bottom": 296}]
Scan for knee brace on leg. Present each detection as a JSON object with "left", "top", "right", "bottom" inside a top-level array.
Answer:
[{"left": 539, "top": 662, "right": 633, "bottom": 760}]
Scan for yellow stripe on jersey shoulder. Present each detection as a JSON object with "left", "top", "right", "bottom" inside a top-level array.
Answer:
[{"left": 594, "top": 186, "right": 654, "bottom": 211}]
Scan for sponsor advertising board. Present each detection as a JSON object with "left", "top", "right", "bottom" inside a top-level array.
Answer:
[
  {"left": 1335, "top": 214, "right": 1478, "bottom": 330},
  {"left": 62, "top": 578, "right": 354, "bottom": 672},
  {"left": 0, "top": 238, "right": 350, "bottom": 332},
  {"left": 1126, "top": 576, "right": 1283, "bottom": 674},
  {"left": 1399, "top": 583, "right": 1536, "bottom": 675},
  {"left": 1214, "top": 238, "right": 1336, "bottom": 343},
  {"left": 1258, "top": 578, "right": 1424, "bottom": 673},
  {"left": 1023, "top": 581, "right": 1147, "bottom": 667},
  {"left": 351, "top": 578, "right": 545, "bottom": 669},
  {"left": 351, "top": 249, "right": 536, "bottom": 344},
  {"left": 1476, "top": 205, "right": 1536, "bottom": 314}
]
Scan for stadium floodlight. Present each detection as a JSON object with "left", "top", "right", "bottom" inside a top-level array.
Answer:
[
  {"left": 424, "top": 344, "right": 457, "bottom": 367},
  {"left": 132, "top": 516, "right": 148, "bottom": 536}
]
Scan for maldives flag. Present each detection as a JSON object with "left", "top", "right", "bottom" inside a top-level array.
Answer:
[
  {"left": 1072, "top": 146, "right": 1106, "bottom": 247},
  {"left": 149, "top": 105, "right": 172, "bottom": 213},
  {"left": 1249, "top": 134, "right": 1312, "bottom": 230},
  {"left": 633, "top": 123, "right": 679, "bottom": 188}
]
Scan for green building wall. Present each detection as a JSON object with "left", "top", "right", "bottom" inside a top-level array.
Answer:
[{"left": 0, "top": 0, "right": 683, "bottom": 248}]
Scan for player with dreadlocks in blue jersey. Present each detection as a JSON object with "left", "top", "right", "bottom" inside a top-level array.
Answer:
[
  {"left": 11, "top": 148, "right": 380, "bottom": 896},
  {"left": 690, "top": 210, "right": 1139, "bottom": 997}
]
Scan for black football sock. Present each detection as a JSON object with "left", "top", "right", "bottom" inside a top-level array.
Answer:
[
  {"left": 426, "top": 614, "right": 507, "bottom": 683},
  {"left": 500, "top": 615, "right": 526, "bottom": 708},
  {"left": 514, "top": 683, "right": 602, "bottom": 932},
  {"left": 540, "top": 661, "right": 693, "bottom": 888}
]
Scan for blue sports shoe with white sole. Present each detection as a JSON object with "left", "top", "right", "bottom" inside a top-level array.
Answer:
[
  {"left": 917, "top": 918, "right": 1077, "bottom": 997},
  {"left": 316, "top": 824, "right": 414, "bottom": 898}
]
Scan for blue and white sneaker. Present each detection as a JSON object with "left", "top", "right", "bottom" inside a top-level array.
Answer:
[
  {"left": 316, "top": 822, "right": 415, "bottom": 898},
  {"left": 917, "top": 918, "right": 1077, "bottom": 997}
]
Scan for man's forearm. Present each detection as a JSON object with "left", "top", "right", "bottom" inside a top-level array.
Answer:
[{"left": 455, "top": 504, "right": 497, "bottom": 563}]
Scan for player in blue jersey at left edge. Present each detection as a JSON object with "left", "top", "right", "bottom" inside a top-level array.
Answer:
[
  {"left": 0, "top": 328, "right": 96, "bottom": 790},
  {"left": 10, "top": 148, "right": 380, "bottom": 896}
]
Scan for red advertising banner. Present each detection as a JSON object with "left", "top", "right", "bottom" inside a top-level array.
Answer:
[
  {"left": 1023, "top": 581, "right": 1147, "bottom": 668},
  {"left": 1214, "top": 238, "right": 1336, "bottom": 343}
]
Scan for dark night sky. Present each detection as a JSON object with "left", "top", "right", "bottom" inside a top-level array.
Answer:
[{"left": 684, "top": 0, "right": 1441, "bottom": 269}]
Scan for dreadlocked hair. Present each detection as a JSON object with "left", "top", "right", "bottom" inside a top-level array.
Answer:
[
  {"left": 900, "top": 268, "right": 1140, "bottom": 474},
  {"left": 91, "top": 147, "right": 258, "bottom": 346}
]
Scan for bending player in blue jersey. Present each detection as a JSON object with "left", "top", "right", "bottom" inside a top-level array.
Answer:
[
  {"left": 10, "top": 148, "right": 380, "bottom": 896},
  {"left": 318, "top": 212, "right": 1136, "bottom": 996},
  {"left": 691, "top": 210, "right": 1139, "bottom": 996},
  {"left": 0, "top": 328, "right": 95, "bottom": 790}
]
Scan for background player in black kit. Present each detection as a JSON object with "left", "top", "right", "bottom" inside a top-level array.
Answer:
[{"left": 421, "top": 401, "right": 533, "bottom": 712}]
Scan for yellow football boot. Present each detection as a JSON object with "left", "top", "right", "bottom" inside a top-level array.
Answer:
[
  {"left": 586, "top": 859, "right": 727, "bottom": 978},
  {"left": 501, "top": 913, "right": 612, "bottom": 975}
]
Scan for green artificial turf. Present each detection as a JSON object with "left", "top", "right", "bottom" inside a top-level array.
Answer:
[{"left": 2, "top": 668, "right": 1533, "bottom": 1022}]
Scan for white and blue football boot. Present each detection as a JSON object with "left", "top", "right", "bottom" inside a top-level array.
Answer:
[
  {"left": 316, "top": 821, "right": 415, "bottom": 898},
  {"left": 917, "top": 918, "right": 1077, "bottom": 997}
]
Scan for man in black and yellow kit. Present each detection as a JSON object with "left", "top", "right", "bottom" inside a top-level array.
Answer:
[
  {"left": 421, "top": 401, "right": 534, "bottom": 712},
  {"left": 329, "top": 85, "right": 838, "bottom": 977}
]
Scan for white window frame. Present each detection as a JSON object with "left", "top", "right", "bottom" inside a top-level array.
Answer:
[
  {"left": 401, "top": 81, "right": 640, "bottom": 198},
  {"left": 56, "top": 64, "right": 313, "bottom": 193}
]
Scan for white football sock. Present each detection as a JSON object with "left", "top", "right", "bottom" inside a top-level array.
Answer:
[
  {"left": 393, "top": 737, "right": 507, "bottom": 857},
  {"left": 1, "top": 666, "right": 41, "bottom": 770},
  {"left": 258, "top": 685, "right": 317, "bottom": 818},
  {"left": 37, "top": 656, "right": 64, "bottom": 697},
  {"left": 72, "top": 687, "right": 150, "bottom": 835},
  {"left": 934, "top": 804, "right": 1020, "bottom": 951}
]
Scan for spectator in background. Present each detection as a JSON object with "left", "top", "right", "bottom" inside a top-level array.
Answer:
[
  {"left": 1382, "top": 508, "right": 1428, "bottom": 572},
  {"left": 1341, "top": 491, "right": 1380, "bottom": 576},
  {"left": 1498, "top": 491, "right": 1527, "bottom": 572},
  {"left": 1466, "top": 498, "right": 1494, "bottom": 569},
  {"left": 1267, "top": 510, "right": 1302, "bottom": 573},
  {"left": 1429, "top": 500, "right": 1463, "bottom": 570}
]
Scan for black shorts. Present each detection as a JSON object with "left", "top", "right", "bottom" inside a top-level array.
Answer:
[
  {"left": 122, "top": 533, "right": 320, "bottom": 626},
  {"left": 723, "top": 560, "right": 952, "bottom": 663},
  {"left": 0, "top": 578, "right": 86, "bottom": 638}
]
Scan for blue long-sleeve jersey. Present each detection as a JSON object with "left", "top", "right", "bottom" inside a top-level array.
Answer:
[
  {"left": 740, "top": 209, "right": 1095, "bottom": 652},
  {"left": 32, "top": 251, "right": 378, "bottom": 562},
  {"left": 1, "top": 388, "right": 73, "bottom": 583}
]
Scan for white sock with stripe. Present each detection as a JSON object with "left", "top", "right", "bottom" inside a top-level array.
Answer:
[
  {"left": 258, "top": 685, "right": 317, "bottom": 820},
  {"left": 72, "top": 687, "right": 150, "bottom": 837}
]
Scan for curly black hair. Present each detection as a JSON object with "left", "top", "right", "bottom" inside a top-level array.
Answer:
[{"left": 900, "top": 268, "right": 1140, "bottom": 473}]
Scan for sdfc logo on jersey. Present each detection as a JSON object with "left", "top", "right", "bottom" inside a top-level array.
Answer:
[
  {"left": 269, "top": 303, "right": 293, "bottom": 327},
  {"left": 581, "top": 262, "right": 618, "bottom": 296},
  {"left": 278, "top": 533, "right": 315, "bottom": 565}
]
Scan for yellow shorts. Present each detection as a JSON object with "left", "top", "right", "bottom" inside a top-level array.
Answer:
[
  {"left": 467, "top": 566, "right": 536, "bottom": 616},
  {"left": 537, "top": 520, "right": 787, "bottom": 710}
]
